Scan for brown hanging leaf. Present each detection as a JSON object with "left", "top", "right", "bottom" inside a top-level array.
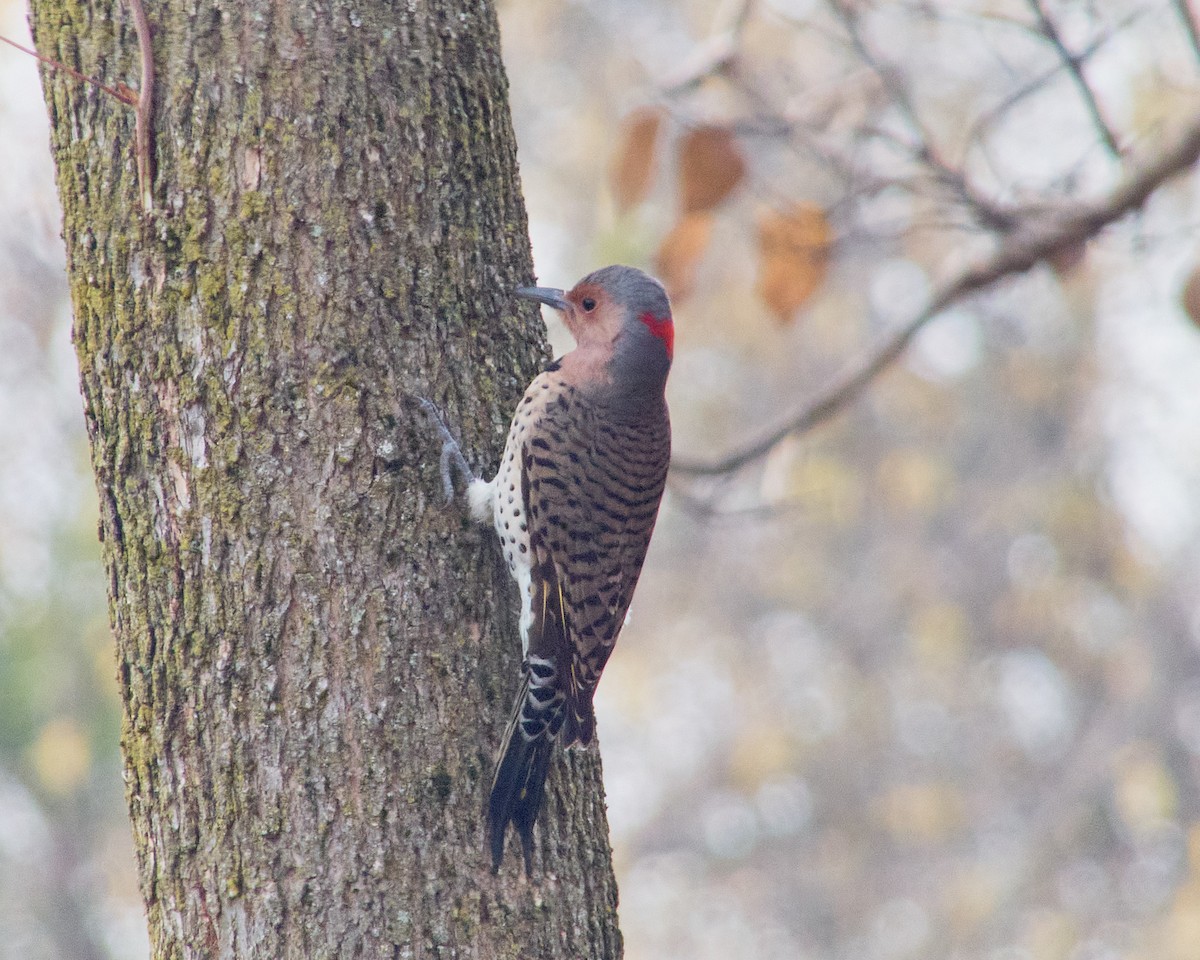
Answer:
[
  {"left": 678, "top": 126, "right": 745, "bottom": 213},
  {"left": 610, "top": 107, "right": 663, "bottom": 212},
  {"left": 755, "top": 202, "right": 832, "bottom": 324},
  {"left": 654, "top": 212, "right": 714, "bottom": 301},
  {"left": 1180, "top": 262, "right": 1200, "bottom": 329}
]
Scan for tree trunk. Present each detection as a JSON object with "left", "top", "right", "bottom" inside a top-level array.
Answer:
[{"left": 28, "top": 1, "right": 623, "bottom": 956}]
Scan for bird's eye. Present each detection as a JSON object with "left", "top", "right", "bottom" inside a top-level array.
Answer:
[{"left": 581, "top": 297, "right": 597, "bottom": 312}]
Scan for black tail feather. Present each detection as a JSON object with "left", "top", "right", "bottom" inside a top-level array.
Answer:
[{"left": 487, "top": 706, "right": 554, "bottom": 874}]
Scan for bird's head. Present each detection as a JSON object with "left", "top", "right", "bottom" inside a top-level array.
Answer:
[{"left": 516, "top": 265, "right": 673, "bottom": 394}]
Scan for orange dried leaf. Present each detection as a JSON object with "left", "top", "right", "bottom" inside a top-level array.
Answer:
[
  {"left": 654, "top": 212, "right": 714, "bottom": 301},
  {"left": 678, "top": 126, "right": 745, "bottom": 213},
  {"left": 1181, "top": 262, "right": 1200, "bottom": 329},
  {"left": 756, "top": 202, "right": 832, "bottom": 324},
  {"left": 610, "top": 107, "right": 663, "bottom": 212}
]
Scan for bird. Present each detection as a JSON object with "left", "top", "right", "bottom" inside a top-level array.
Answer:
[{"left": 422, "top": 264, "right": 673, "bottom": 873}]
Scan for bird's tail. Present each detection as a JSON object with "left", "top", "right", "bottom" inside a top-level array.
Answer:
[{"left": 487, "top": 656, "right": 564, "bottom": 873}]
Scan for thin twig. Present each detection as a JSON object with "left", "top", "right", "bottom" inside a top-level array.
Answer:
[
  {"left": 3, "top": 4, "right": 154, "bottom": 211},
  {"left": 964, "top": 23, "right": 1128, "bottom": 150},
  {"left": 127, "top": 0, "right": 156, "bottom": 211},
  {"left": 1025, "top": 0, "right": 1121, "bottom": 156},
  {"left": 671, "top": 118, "right": 1200, "bottom": 478},
  {"left": 0, "top": 34, "right": 136, "bottom": 105},
  {"left": 827, "top": 0, "right": 1015, "bottom": 233}
]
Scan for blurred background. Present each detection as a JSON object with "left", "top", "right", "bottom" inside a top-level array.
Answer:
[{"left": 3, "top": 0, "right": 1200, "bottom": 958}]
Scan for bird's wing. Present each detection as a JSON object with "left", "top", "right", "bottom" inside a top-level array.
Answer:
[{"left": 522, "top": 386, "right": 670, "bottom": 745}]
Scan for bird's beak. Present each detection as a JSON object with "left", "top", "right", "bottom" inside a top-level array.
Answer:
[{"left": 515, "top": 286, "right": 570, "bottom": 311}]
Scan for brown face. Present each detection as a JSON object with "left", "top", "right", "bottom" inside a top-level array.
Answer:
[
  {"left": 560, "top": 281, "right": 625, "bottom": 351},
  {"left": 514, "top": 265, "right": 673, "bottom": 375}
]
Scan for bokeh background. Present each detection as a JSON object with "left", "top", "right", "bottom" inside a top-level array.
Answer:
[{"left": 4, "top": 0, "right": 1200, "bottom": 958}]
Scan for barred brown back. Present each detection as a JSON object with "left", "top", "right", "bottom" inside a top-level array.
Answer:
[{"left": 522, "top": 375, "right": 671, "bottom": 746}]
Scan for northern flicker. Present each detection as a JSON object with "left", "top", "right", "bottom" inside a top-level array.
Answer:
[{"left": 425, "top": 265, "right": 673, "bottom": 873}]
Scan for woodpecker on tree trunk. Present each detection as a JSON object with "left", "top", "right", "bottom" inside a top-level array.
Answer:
[{"left": 424, "top": 265, "right": 673, "bottom": 873}]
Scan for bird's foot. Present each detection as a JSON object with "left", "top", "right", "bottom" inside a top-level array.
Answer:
[{"left": 416, "top": 397, "right": 475, "bottom": 505}]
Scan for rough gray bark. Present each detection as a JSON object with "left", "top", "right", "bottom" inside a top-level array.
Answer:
[{"left": 28, "top": 0, "right": 623, "bottom": 956}]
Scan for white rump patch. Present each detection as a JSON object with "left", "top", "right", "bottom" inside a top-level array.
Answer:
[{"left": 467, "top": 478, "right": 494, "bottom": 523}]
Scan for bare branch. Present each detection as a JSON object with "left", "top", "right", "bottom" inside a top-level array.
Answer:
[
  {"left": 733, "top": 11, "right": 1133, "bottom": 200},
  {"left": 964, "top": 20, "right": 1132, "bottom": 150},
  {"left": 1025, "top": 0, "right": 1121, "bottom": 156},
  {"left": 667, "top": 478, "right": 805, "bottom": 523},
  {"left": 670, "top": 118, "right": 1200, "bottom": 478},
  {"left": 667, "top": 436, "right": 830, "bottom": 519},
  {"left": 827, "top": 0, "right": 1016, "bottom": 232},
  {"left": 659, "top": 0, "right": 755, "bottom": 94},
  {"left": 659, "top": 33, "right": 739, "bottom": 95},
  {"left": 1173, "top": 0, "right": 1200, "bottom": 63}
]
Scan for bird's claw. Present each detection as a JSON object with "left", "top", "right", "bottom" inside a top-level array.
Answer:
[{"left": 416, "top": 397, "right": 475, "bottom": 506}]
